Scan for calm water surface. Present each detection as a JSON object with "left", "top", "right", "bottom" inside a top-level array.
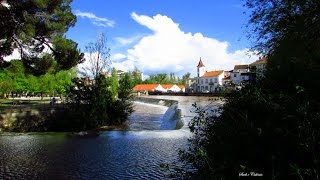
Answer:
[{"left": 0, "top": 96, "right": 219, "bottom": 179}]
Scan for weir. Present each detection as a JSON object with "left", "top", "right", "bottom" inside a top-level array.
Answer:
[{"left": 133, "top": 97, "right": 183, "bottom": 130}]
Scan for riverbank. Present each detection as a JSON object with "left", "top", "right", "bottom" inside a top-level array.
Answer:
[{"left": 0, "top": 97, "right": 182, "bottom": 132}]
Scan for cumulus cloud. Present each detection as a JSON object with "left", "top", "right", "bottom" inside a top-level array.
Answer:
[
  {"left": 112, "top": 53, "right": 127, "bottom": 61},
  {"left": 115, "top": 35, "right": 144, "bottom": 46},
  {"left": 75, "top": 9, "right": 115, "bottom": 28},
  {"left": 115, "top": 12, "right": 258, "bottom": 76}
]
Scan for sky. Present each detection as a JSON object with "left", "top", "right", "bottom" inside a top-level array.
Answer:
[{"left": 17, "top": 0, "right": 260, "bottom": 78}]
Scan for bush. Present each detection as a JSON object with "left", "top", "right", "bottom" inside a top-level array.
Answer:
[
  {"left": 180, "top": 83, "right": 320, "bottom": 179},
  {"left": 60, "top": 74, "right": 133, "bottom": 131}
]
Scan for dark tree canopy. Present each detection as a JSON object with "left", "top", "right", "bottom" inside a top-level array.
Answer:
[
  {"left": 246, "top": 0, "right": 320, "bottom": 55},
  {"left": 179, "top": 0, "right": 320, "bottom": 179},
  {"left": 246, "top": 0, "right": 320, "bottom": 98},
  {"left": 0, "top": 0, "right": 84, "bottom": 74}
]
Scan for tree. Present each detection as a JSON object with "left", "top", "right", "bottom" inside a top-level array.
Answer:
[
  {"left": 0, "top": 69, "right": 14, "bottom": 98},
  {"left": 81, "top": 33, "right": 111, "bottom": 78},
  {"left": 113, "top": 73, "right": 134, "bottom": 124},
  {"left": 179, "top": 0, "right": 320, "bottom": 179},
  {"left": 0, "top": 59, "right": 75, "bottom": 98},
  {"left": 26, "top": 75, "right": 40, "bottom": 96},
  {"left": 246, "top": 0, "right": 320, "bottom": 97},
  {"left": 54, "top": 69, "right": 77, "bottom": 98},
  {"left": 64, "top": 33, "right": 134, "bottom": 131},
  {"left": 182, "top": 72, "right": 191, "bottom": 85},
  {"left": 0, "top": 0, "right": 84, "bottom": 74},
  {"left": 108, "top": 68, "right": 119, "bottom": 101},
  {"left": 130, "top": 66, "right": 143, "bottom": 86},
  {"left": 143, "top": 72, "right": 185, "bottom": 84}
]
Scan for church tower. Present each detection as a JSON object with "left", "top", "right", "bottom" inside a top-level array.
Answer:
[{"left": 197, "top": 57, "right": 206, "bottom": 77}]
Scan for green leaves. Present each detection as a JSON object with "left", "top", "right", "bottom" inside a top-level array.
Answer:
[
  {"left": 53, "top": 36, "right": 84, "bottom": 70},
  {"left": 0, "top": 0, "right": 82, "bottom": 74},
  {"left": 65, "top": 72, "right": 134, "bottom": 130}
]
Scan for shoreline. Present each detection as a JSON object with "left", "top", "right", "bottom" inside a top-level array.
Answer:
[{"left": 0, "top": 97, "right": 183, "bottom": 133}]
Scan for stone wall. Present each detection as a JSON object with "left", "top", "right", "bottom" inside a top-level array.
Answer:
[{"left": 0, "top": 105, "right": 67, "bottom": 132}]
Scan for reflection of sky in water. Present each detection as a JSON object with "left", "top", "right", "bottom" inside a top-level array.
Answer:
[{"left": 0, "top": 96, "right": 219, "bottom": 179}]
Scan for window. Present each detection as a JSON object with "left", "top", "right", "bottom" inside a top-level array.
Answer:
[
  {"left": 205, "top": 79, "right": 208, "bottom": 83},
  {"left": 210, "top": 79, "right": 213, "bottom": 83},
  {"left": 215, "top": 78, "right": 218, "bottom": 83},
  {"left": 234, "top": 74, "right": 237, "bottom": 77}
]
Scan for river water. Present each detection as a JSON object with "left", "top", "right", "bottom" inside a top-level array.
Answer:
[{"left": 0, "top": 96, "right": 220, "bottom": 179}]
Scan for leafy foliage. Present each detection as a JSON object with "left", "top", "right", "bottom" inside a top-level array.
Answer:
[
  {"left": 181, "top": 83, "right": 320, "bottom": 179},
  {"left": 143, "top": 72, "right": 184, "bottom": 84},
  {"left": 0, "top": 0, "right": 84, "bottom": 74},
  {"left": 0, "top": 60, "right": 76, "bottom": 98},
  {"left": 180, "top": 0, "right": 320, "bottom": 179},
  {"left": 65, "top": 73, "right": 134, "bottom": 131}
]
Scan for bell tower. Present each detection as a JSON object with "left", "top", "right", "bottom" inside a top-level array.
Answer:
[{"left": 197, "top": 57, "right": 206, "bottom": 77}]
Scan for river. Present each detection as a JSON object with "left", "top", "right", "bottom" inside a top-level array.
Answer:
[{"left": 0, "top": 96, "right": 221, "bottom": 179}]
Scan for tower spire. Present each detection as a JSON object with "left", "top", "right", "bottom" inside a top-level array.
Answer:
[{"left": 197, "top": 57, "right": 205, "bottom": 67}]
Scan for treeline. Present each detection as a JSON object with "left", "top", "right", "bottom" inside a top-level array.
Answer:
[
  {"left": 0, "top": 60, "right": 76, "bottom": 99},
  {"left": 142, "top": 72, "right": 190, "bottom": 85}
]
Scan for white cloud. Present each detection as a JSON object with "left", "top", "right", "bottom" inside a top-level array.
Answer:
[
  {"left": 116, "top": 12, "right": 258, "bottom": 77},
  {"left": 75, "top": 9, "right": 115, "bottom": 28},
  {"left": 112, "top": 53, "right": 127, "bottom": 61},
  {"left": 77, "top": 52, "right": 111, "bottom": 77},
  {"left": 115, "top": 35, "right": 144, "bottom": 46}
]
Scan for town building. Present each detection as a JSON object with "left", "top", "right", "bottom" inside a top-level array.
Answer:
[
  {"left": 132, "top": 84, "right": 185, "bottom": 95},
  {"left": 194, "top": 58, "right": 225, "bottom": 92},
  {"left": 250, "top": 57, "right": 267, "bottom": 80},
  {"left": 230, "top": 64, "right": 250, "bottom": 85}
]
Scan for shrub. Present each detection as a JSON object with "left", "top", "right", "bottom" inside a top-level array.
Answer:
[{"left": 180, "top": 83, "right": 320, "bottom": 179}]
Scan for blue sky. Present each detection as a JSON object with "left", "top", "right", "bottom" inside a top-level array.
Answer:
[{"left": 66, "top": 0, "right": 258, "bottom": 77}]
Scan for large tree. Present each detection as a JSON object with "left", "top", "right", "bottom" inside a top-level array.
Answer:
[
  {"left": 80, "top": 33, "right": 111, "bottom": 78},
  {"left": 179, "top": 0, "right": 320, "bottom": 179},
  {"left": 0, "top": 0, "right": 84, "bottom": 74},
  {"left": 246, "top": 0, "right": 320, "bottom": 96}
]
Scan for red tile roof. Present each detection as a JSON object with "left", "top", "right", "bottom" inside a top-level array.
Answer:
[
  {"left": 132, "top": 84, "right": 159, "bottom": 91},
  {"left": 201, "top": 70, "right": 224, "bottom": 77},
  {"left": 161, "top": 84, "right": 174, "bottom": 89},
  {"left": 177, "top": 85, "right": 185, "bottom": 89},
  {"left": 234, "top": 65, "right": 249, "bottom": 70},
  {"left": 132, "top": 84, "right": 185, "bottom": 91},
  {"left": 250, "top": 57, "right": 267, "bottom": 65},
  {"left": 197, "top": 58, "right": 205, "bottom": 67}
]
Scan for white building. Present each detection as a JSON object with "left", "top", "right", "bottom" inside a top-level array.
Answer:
[
  {"left": 195, "top": 58, "right": 225, "bottom": 92},
  {"left": 132, "top": 84, "right": 185, "bottom": 93},
  {"left": 162, "top": 84, "right": 185, "bottom": 92},
  {"left": 230, "top": 64, "right": 250, "bottom": 85},
  {"left": 250, "top": 57, "right": 267, "bottom": 80}
]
